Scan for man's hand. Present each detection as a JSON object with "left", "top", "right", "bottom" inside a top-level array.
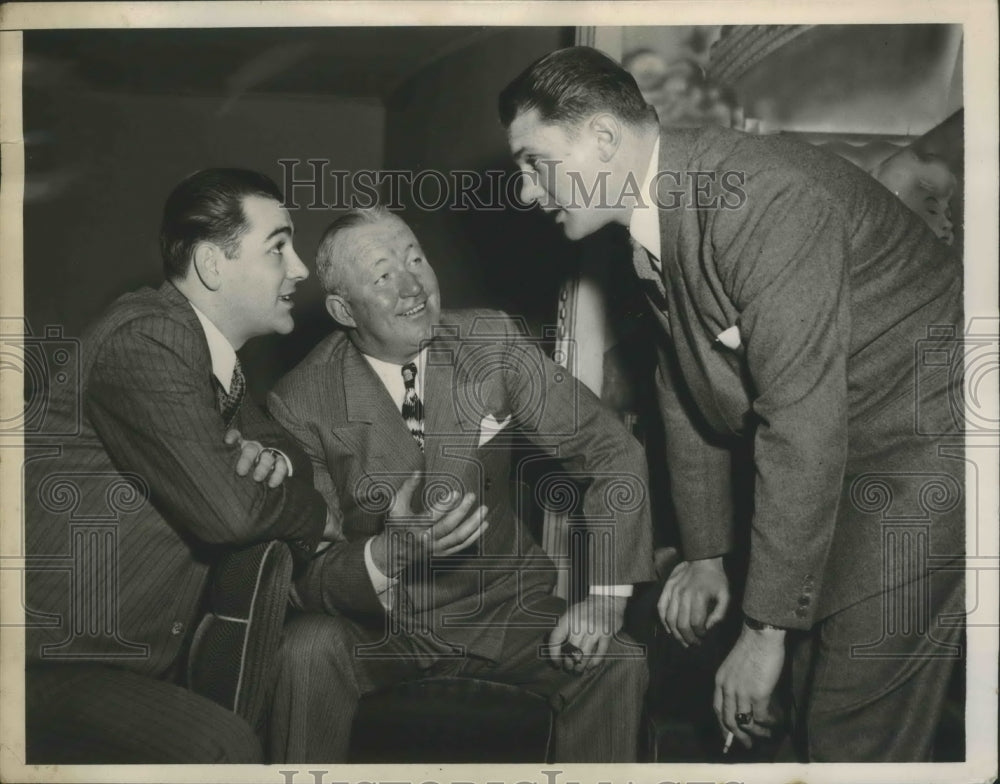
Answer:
[
  {"left": 225, "top": 428, "right": 289, "bottom": 489},
  {"left": 547, "top": 594, "right": 627, "bottom": 674},
  {"left": 657, "top": 555, "right": 729, "bottom": 646},
  {"left": 371, "top": 472, "right": 489, "bottom": 576},
  {"left": 713, "top": 623, "right": 785, "bottom": 749}
]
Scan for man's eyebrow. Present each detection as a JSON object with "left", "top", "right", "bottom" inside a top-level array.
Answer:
[{"left": 266, "top": 225, "right": 292, "bottom": 242}]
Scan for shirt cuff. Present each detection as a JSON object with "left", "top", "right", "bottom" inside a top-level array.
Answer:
[
  {"left": 589, "top": 584, "right": 633, "bottom": 598},
  {"left": 364, "top": 536, "right": 398, "bottom": 611}
]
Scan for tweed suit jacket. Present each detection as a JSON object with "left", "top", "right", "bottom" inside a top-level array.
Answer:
[
  {"left": 635, "top": 126, "right": 964, "bottom": 629},
  {"left": 268, "top": 309, "right": 655, "bottom": 661},
  {"left": 25, "top": 281, "right": 327, "bottom": 677}
]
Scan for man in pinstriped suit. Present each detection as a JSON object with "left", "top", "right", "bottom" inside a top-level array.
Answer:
[
  {"left": 24, "top": 169, "right": 329, "bottom": 763},
  {"left": 267, "top": 207, "right": 655, "bottom": 762}
]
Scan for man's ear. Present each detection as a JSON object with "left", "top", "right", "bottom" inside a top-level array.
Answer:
[
  {"left": 192, "top": 242, "right": 223, "bottom": 291},
  {"left": 325, "top": 293, "right": 356, "bottom": 328},
  {"left": 590, "top": 113, "right": 623, "bottom": 163}
]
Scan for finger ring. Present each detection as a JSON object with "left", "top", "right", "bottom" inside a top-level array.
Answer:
[
  {"left": 561, "top": 642, "right": 584, "bottom": 664},
  {"left": 254, "top": 447, "right": 279, "bottom": 467},
  {"left": 735, "top": 711, "right": 753, "bottom": 726}
]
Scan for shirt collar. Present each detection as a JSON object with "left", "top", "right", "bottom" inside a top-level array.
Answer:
[
  {"left": 189, "top": 302, "right": 238, "bottom": 393},
  {"left": 628, "top": 135, "right": 661, "bottom": 263},
  {"left": 362, "top": 347, "right": 427, "bottom": 407}
]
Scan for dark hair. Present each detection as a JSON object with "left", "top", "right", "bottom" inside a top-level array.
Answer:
[
  {"left": 315, "top": 205, "right": 394, "bottom": 293},
  {"left": 160, "top": 168, "right": 283, "bottom": 279},
  {"left": 499, "top": 46, "right": 657, "bottom": 130}
]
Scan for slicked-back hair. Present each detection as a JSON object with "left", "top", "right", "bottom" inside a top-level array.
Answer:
[
  {"left": 316, "top": 205, "right": 395, "bottom": 294},
  {"left": 499, "top": 46, "right": 658, "bottom": 132},
  {"left": 160, "top": 168, "right": 284, "bottom": 280}
]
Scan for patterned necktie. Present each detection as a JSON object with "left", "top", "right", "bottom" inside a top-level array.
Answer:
[
  {"left": 401, "top": 362, "right": 425, "bottom": 452},
  {"left": 216, "top": 359, "right": 245, "bottom": 427}
]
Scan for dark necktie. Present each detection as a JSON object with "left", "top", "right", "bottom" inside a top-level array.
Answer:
[
  {"left": 630, "top": 236, "right": 667, "bottom": 308},
  {"left": 401, "top": 362, "right": 425, "bottom": 452},
  {"left": 216, "top": 359, "right": 245, "bottom": 427}
]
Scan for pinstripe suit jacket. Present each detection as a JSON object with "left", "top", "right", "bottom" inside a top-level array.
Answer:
[
  {"left": 268, "top": 309, "right": 655, "bottom": 662},
  {"left": 25, "top": 281, "right": 327, "bottom": 677},
  {"left": 636, "top": 126, "right": 964, "bottom": 628}
]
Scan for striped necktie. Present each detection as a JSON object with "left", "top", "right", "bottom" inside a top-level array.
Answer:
[{"left": 401, "top": 362, "right": 425, "bottom": 452}]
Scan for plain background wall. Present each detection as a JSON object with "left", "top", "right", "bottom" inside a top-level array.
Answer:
[{"left": 23, "top": 76, "right": 385, "bottom": 395}]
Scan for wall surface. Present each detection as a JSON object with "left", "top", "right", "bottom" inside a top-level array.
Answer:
[{"left": 23, "top": 72, "right": 384, "bottom": 394}]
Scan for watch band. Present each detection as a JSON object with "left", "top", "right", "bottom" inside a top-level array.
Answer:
[{"left": 744, "top": 614, "right": 785, "bottom": 631}]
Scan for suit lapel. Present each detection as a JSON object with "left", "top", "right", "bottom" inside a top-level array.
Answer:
[
  {"left": 653, "top": 130, "right": 752, "bottom": 436},
  {"left": 339, "top": 345, "right": 423, "bottom": 473},
  {"left": 423, "top": 319, "right": 481, "bottom": 498}
]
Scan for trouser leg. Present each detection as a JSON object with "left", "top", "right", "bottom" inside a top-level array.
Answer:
[
  {"left": 26, "top": 662, "right": 262, "bottom": 763},
  {"left": 268, "top": 612, "right": 425, "bottom": 763},
  {"left": 462, "top": 592, "right": 649, "bottom": 762},
  {"left": 790, "top": 566, "right": 964, "bottom": 762}
]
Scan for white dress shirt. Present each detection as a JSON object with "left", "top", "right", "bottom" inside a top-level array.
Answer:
[{"left": 628, "top": 136, "right": 662, "bottom": 269}]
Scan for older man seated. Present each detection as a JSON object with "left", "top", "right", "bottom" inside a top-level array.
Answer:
[{"left": 266, "top": 206, "right": 656, "bottom": 763}]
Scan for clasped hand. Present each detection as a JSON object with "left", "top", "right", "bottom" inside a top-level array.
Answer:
[
  {"left": 225, "top": 428, "right": 288, "bottom": 488},
  {"left": 548, "top": 594, "right": 627, "bottom": 674},
  {"left": 656, "top": 556, "right": 729, "bottom": 646},
  {"left": 371, "top": 472, "right": 489, "bottom": 577}
]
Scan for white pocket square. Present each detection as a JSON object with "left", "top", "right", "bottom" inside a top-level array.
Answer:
[
  {"left": 715, "top": 325, "right": 742, "bottom": 350},
  {"left": 478, "top": 413, "right": 512, "bottom": 447}
]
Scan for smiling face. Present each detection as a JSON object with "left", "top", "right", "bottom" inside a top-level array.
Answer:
[
  {"left": 325, "top": 214, "right": 441, "bottom": 364},
  {"left": 507, "top": 108, "right": 625, "bottom": 241},
  {"left": 215, "top": 195, "right": 308, "bottom": 347}
]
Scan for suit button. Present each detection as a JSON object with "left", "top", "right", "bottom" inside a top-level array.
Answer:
[
  {"left": 484, "top": 478, "right": 493, "bottom": 491},
  {"left": 171, "top": 621, "right": 184, "bottom": 635},
  {"left": 795, "top": 607, "right": 808, "bottom": 618},
  {"left": 798, "top": 597, "right": 810, "bottom": 607}
]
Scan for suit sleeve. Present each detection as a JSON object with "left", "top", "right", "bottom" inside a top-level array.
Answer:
[
  {"left": 267, "top": 387, "right": 386, "bottom": 618},
  {"left": 86, "top": 316, "right": 326, "bottom": 552},
  {"left": 501, "top": 319, "right": 656, "bottom": 587},
  {"left": 713, "top": 177, "right": 851, "bottom": 629},
  {"left": 654, "top": 339, "right": 735, "bottom": 560}
]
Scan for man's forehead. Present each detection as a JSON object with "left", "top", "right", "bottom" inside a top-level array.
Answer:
[
  {"left": 508, "top": 109, "right": 569, "bottom": 156},
  {"left": 242, "top": 194, "right": 292, "bottom": 234}
]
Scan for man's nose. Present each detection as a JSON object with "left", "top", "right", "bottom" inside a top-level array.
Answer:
[
  {"left": 286, "top": 246, "right": 309, "bottom": 281},
  {"left": 399, "top": 270, "right": 424, "bottom": 297},
  {"left": 519, "top": 170, "right": 544, "bottom": 206}
]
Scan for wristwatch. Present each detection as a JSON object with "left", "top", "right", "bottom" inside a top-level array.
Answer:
[{"left": 744, "top": 614, "right": 785, "bottom": 631}]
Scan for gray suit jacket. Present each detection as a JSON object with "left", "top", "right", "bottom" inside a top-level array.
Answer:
[
  {"left": 637, "top": 126, "right": 963, "bottom": 628},
  {"left": 268, "top": 309, "right": 655, "bottom": 661}
]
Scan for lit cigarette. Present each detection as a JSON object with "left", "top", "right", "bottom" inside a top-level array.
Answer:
[{"left": 722, "top": 731, "right": 734, "bottom": 754}]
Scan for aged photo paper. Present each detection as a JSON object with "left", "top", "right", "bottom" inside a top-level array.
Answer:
[{"left": 1, "top": 2, "right": 997, "bottom": 784}]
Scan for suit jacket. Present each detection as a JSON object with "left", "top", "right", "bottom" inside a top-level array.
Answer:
[
  {"left": 268, "top": 309, "right": 655, "bottom": 661},
  {"left": 637, "top": 126, "right": 963, "bottom": 628},
  {"left": 25, "top": 281, "right": 327, "bottom": 677}
]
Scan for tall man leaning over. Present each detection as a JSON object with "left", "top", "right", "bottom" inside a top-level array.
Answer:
[
  {"left": 25, "top": 168, "right": 329, "bottom": 763},
  {"left": 499, "top": 47, "right": 964, "bottom": 762}
]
